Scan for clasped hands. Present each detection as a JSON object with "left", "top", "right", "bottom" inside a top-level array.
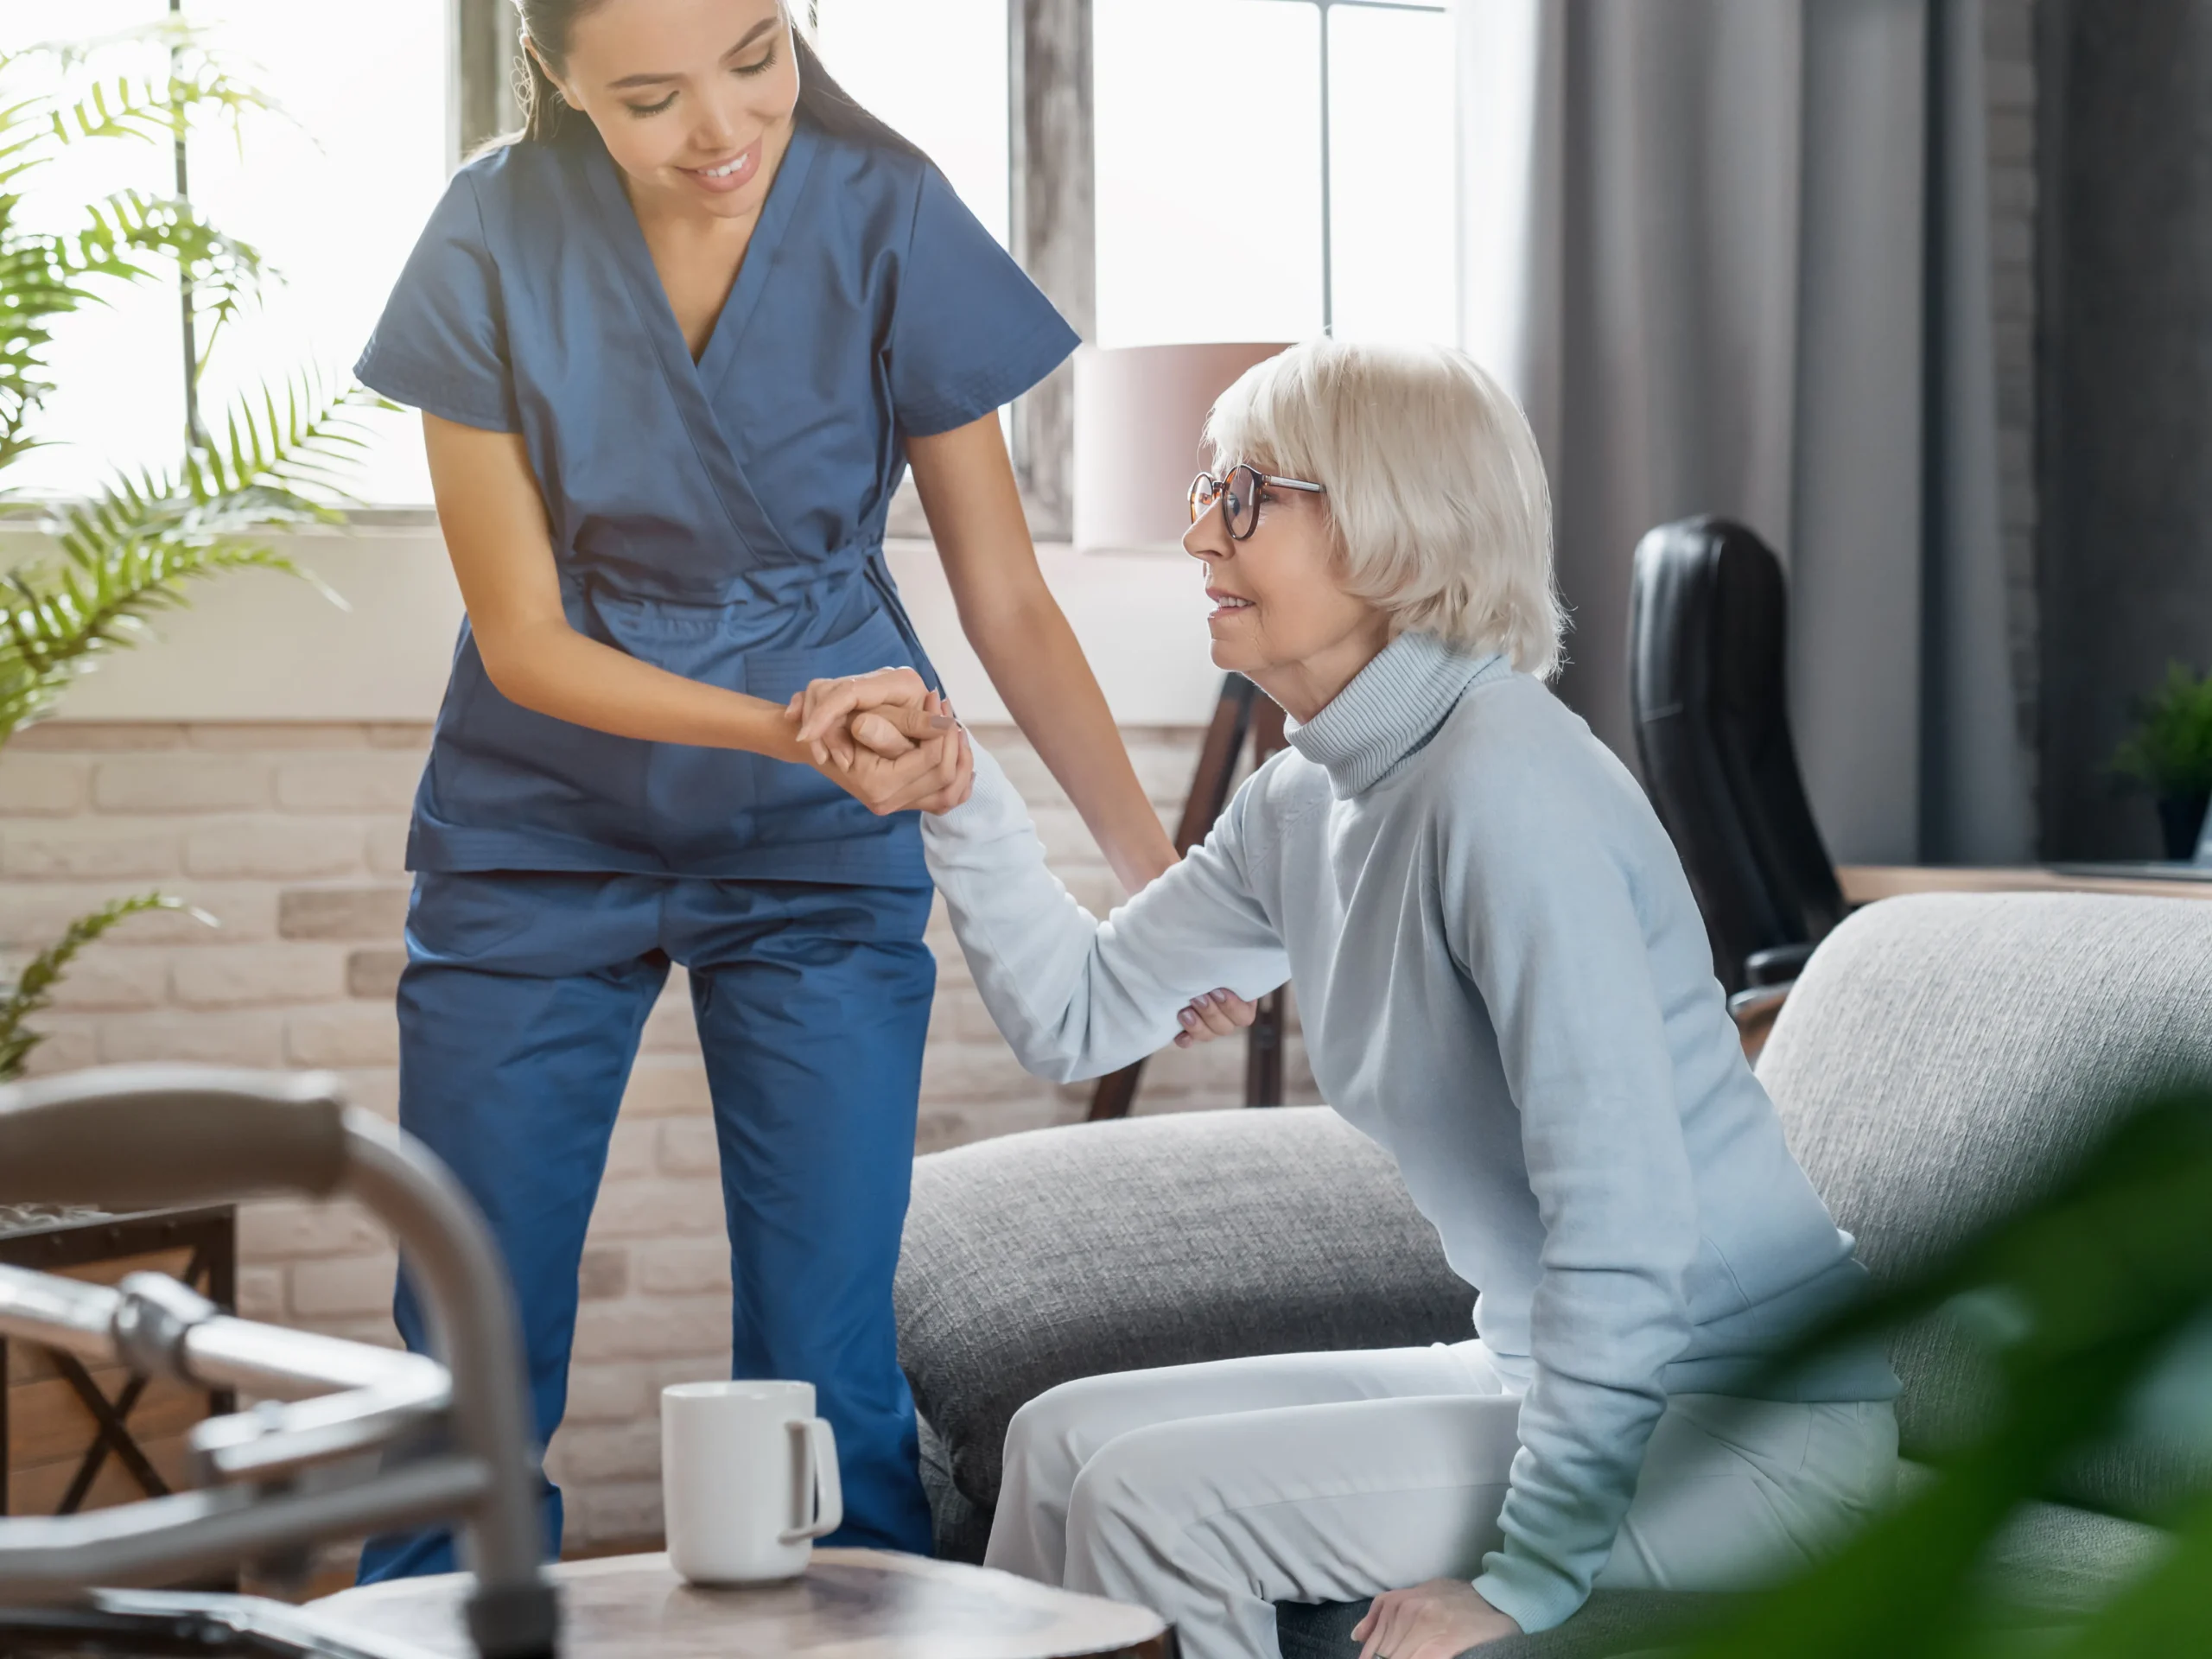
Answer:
[
  {"left": 785, "top": 665, "right": 974, "bottom": 816},
  {"left": 785, "top": 667, "right": 1259, "bottom": 1048}
]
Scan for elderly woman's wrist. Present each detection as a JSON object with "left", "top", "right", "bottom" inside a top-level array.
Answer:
[{"left": 1112, "top": 835, "right": 1179, "bottom": 893}]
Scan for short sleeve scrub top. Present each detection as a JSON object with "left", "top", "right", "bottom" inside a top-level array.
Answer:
[{"left": 350, "top": 110, "right": 1077, "bottom": 1581}]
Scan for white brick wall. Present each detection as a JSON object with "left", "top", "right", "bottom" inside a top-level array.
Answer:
[{"left": 0, "top": 717, "right": 1315, "bottom": 1549}]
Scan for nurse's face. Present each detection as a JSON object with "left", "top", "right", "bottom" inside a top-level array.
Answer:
[
  {"left": 1185, "top": 463, "right": 1395, "bottom": 721},
  {"left": 553, "top": 0, "right": 799, "bottom": 221}
]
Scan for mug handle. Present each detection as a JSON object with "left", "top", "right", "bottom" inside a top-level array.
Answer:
[{"left": 779, "top": 1416, "right": 844, "bottom": 1544}]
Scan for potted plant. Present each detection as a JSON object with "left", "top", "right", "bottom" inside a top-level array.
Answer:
[
  {"left": 2111, "top": 661, "right": 2212, "bottom": 861},
  {"left": 0, "top": 17, "right": 377, "bottom": 1080}
]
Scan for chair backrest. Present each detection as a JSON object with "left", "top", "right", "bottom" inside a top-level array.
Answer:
[
  {"left": 1758, "top": 892, "right": 2212, "bottom": 1516},
  {"left": 1628, "top": 516, "right": 1845, "bottom": 988}
]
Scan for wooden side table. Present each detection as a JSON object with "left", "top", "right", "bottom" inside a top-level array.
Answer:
[
  {"left": 310, "top": 1548, "right": 1176, "bottom": 1658},
  {"left": 1839, "top": 863, "right": 2212, "bottom": 905},
  {"left": 0, "top": 1204, "right": 236, "bottom": 1520}
]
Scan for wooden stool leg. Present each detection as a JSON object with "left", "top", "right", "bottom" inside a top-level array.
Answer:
[
  {"left": 1242, "top": 698, "right": 1289, "bottom": 1108},
  {"left": 1089, "top": 677, "right": 1258, "bottom": 1122}
]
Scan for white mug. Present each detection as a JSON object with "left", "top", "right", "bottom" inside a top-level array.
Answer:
[{"left": 661, "top": 1380, "right": 843, "bottom": 1585}]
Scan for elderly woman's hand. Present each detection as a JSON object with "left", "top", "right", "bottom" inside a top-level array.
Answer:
[
  {"left": 1173, "top": 988, "right": 1260, "bottom": 1047},
  {"left": 1352, "top": 1580, "right": 1520, "bottom": 1658}
]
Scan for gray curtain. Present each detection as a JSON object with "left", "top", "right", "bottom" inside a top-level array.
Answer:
[{"left": 1457, "top": 0, "right": 2031, "bottom": 865}]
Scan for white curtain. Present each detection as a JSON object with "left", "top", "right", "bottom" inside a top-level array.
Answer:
[{"left": 1456, "top": 0, "right": 2031, "bottom": 865}]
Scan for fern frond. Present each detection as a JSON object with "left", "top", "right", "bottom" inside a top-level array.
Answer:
[
  {"left": 0, "top": 375, "right": 366, "bottom": 741},
  {"left": 0, "top": 229, "right": 107, "bottom": 474},
  {"left": 0, "top": 539, "right": 301, "bottom": 743},
  {"left": 0, "top": 893, "right": 213, "bottom": 1080},
  {"left": 38, "top": 28, "right": 276, "bottom": 153},
  {"left": 71, "top": 189, "right": 268, "bottom": 292},
  {"left": 181, "top": 373, "right": 378, "bottom": 515}
]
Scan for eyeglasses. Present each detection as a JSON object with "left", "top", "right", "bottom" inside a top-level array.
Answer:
[{"left": 1188, "top": 464, "right": 1326, "bottom": 542}]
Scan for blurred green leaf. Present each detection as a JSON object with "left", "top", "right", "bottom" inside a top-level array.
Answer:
[{"left": 1670, "top": 1089, "right": 2212, "bottom": 1659}]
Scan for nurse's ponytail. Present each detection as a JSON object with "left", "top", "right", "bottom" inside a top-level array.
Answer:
[
  {"left": 512, "top": 0, "right": 581, "bottom": 144},
  {"left": 517, "top": 29, "right": 565, "bottom": 143},
  {"left": 509, "top": 2, "right": 925, "bottom": 162}
]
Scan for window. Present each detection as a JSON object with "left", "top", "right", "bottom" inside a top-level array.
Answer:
[
  {"left": 4, "top": 3, "right": 450, "bottom": 505},
  {"left": 1093, "top": 0, "right": 1455, "bottom": 349},
  {"left": 807, "top": 0, "right": 1011, "bottom": 249}
]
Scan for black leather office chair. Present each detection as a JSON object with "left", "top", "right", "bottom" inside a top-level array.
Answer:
[{"left": 1628, "top": 517, "right": 1846, "bottom": 1001}]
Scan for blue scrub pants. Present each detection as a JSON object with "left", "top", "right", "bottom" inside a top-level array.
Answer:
[{"left": 355, "top": 869, "right": 938, "bottom": 1582}]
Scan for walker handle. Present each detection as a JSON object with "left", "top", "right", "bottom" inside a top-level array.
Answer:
[{"left": 0, "top": 1065, "right": 348, "bottom": 1211}]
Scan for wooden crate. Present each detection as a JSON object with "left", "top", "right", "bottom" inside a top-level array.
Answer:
[{"left": 0, "top": 1206, "right": 235, "bottom": 1521}]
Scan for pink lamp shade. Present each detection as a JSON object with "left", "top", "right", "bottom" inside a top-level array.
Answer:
[{"left": 1072, "top": 342, "right": 1294, "bottom": 554}]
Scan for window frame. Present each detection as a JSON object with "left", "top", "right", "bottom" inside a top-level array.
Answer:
[
  {"left": 1005, "top": 0, "right": 1093, "bottom": 537},
  {"left": 1292, "top": 0, "right": 1452, "bottom": 334},
  {"left": 454, "top": 0, "right": 524, "bottom": 160}
]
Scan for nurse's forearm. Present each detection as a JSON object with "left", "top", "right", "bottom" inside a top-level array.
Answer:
[
  {"left": 428, "top": 413, "right": 808, "bottom": 761},
  {"left": 481, "top": 616, "right": 810, "bottom": 760},
  {"left": 907, "top": 416, "right": 1176, "bottom": 893}
]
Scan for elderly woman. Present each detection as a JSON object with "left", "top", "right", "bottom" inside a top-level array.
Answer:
[{"left": 793, "top": 340, "right": 1897, "bottom": 1659}]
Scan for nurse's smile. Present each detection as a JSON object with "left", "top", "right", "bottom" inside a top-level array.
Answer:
[{"left": 680, "top": 136, "right": 764, "bottom": 194}]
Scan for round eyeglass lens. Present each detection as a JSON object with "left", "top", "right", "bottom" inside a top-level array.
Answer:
[
  {"left": 1225, "top": 465, "right": 1262, "bottom": 538},
  {"left": 1189, "top": 472, "right": 1220, "bottom": 525}
]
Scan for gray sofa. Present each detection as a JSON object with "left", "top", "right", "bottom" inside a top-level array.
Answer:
[{"left": 895, "top": 893, "right": 2211, "bottom": 1655}]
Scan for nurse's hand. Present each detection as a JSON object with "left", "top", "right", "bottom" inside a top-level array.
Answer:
[{"left": 788, "top": 666, "right": 941, "bottom": 768}]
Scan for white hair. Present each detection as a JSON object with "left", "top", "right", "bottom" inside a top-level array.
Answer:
[{"left": 1203, "top": 340, "right": 1560, "bottom": 678}]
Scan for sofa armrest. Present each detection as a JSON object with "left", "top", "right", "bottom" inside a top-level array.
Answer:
[
  {"left": 1743, "top": 943, "right": 1815, "bottom": 987},
  {"left": 894, "top": 1107, "right": 1472, "bottom": 1514}
]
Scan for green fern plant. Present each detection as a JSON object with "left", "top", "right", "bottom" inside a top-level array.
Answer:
[{"left": 0, "top": 19, "right": 378, "bottom": 1080}]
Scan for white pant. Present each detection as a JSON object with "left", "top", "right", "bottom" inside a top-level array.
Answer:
[{"left": 984, "top": 1343, "right": 1897, "bottom": 1659}]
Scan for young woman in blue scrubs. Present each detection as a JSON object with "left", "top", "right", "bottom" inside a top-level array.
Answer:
[{"left": 351, "top": 0, "right": 1182, "bottom": 1579}]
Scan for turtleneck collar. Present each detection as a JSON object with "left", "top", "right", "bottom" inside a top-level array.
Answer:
[{"left": 1283, "top": 631, "right": 1506, "bottom": 798}]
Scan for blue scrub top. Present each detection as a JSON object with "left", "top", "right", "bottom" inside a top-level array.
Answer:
[{"left": 357, "top": 113, "right": 1078, "bottom": 884}]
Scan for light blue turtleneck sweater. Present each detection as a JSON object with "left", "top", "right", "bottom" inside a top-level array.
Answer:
[{"left": 920, "top": 631, "right": 1897, "bottom": 1634}]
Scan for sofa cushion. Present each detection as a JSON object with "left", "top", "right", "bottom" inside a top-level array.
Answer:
[
  {"left": 895, "top": 1107, "right": 1473, "bottom": 1510},
  {"left": 916, "top": 1414, "right": 994, "bottom": 1564},
  {"left": 1757, "top": 892, "right": 2212, "bottom": 1516},
  {"left": 1974, "top": 1495, "right": 2173, "bottom": 1612}
]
